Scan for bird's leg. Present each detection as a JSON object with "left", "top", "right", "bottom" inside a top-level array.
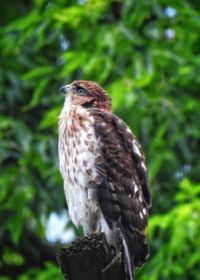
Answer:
[
  {"left": 101, "top": 249, "right": 122, "bottom": 274},
  {"left": 93, "top": 229, "right": 101, "bottom": 235}
]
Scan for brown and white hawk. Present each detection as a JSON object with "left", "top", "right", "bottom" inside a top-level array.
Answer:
[{"left": 58, "top": 80, "right": 151, "bottom": 280}]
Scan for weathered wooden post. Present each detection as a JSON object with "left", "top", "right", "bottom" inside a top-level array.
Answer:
[{"left": 57, "top": 233, "right": 127, "bottom": 280}]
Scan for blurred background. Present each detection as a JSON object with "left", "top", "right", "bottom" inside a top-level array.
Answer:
[{"left": 1, "top": 0, "right": 200, "bottom": 279}]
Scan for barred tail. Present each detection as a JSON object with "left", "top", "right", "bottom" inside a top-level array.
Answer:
[{"left": 121, "top": 228, "right": 149, "bottom": 280}]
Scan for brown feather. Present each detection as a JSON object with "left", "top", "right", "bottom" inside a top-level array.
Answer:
[{"left": 90, "top": 108, "right": 151, "bottom": 267}]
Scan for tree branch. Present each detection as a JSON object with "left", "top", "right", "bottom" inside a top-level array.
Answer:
[{"left": 57, "top": 233, "right": 127, "bottom": 280}]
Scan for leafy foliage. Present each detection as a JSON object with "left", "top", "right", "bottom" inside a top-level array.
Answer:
[{"left": 0, "top": 0, "right": 200, "bottom": 279}]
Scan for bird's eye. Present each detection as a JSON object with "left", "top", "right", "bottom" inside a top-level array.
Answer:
[{"left": 76, "top": 87, "right": 86, "bottom": 96}]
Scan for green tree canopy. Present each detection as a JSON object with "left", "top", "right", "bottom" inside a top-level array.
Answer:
[{"left": 0, "top": 0, "right": 200, "bottom": 279}]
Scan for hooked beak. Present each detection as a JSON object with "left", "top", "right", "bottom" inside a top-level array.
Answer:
[{"left": 59, "top": 84, "right": 73, "bottom": 95}]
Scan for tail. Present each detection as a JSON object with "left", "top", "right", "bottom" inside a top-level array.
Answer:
[
  {"left": 121, "top": 229, "right": 149, "bottom": 280},
  {"left": 122, "top": 236, "right": 135, "bottom": 280}
]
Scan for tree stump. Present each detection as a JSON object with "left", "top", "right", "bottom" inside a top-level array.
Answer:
[{"left": 56, "top": 233, "right": 127, "bottom": 280}]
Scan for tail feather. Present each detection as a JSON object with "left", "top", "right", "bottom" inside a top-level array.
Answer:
[
  {"left": 120, "top": 228, "right": 149, "bottom": 280},
  {"left": 122, "top": 237, "right": 135, "bottom": 280},
  {"left": 128, "top": 231, "right": 149, "bottom": 267}
]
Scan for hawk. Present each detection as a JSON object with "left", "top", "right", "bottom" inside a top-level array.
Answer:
[{"left": 58, "top": 80, "right": 151, "bottom": 279}]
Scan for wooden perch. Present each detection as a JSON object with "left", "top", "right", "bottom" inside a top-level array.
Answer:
[{"left": 56, "top": 233, "right": 127, "bottom": 280}]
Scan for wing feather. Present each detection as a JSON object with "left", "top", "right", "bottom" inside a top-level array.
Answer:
[{"left": 91, "top": 109, "right": 151, "bottom": 267}]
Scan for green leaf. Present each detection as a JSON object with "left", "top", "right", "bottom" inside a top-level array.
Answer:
[
  {"left": 39, "top": 106, "right": 61, "bottom": 129},
  {"left": 23, "top": 66, "right": 54, "bottom": 81}
]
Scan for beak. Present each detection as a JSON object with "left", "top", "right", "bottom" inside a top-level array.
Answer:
[{"left": 59, "top": 84, "right": 73, "bottom": 95}]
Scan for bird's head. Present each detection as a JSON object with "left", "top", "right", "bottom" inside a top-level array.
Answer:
[{"left": 60, "top": 80, "right": 112, "bottom": 111}]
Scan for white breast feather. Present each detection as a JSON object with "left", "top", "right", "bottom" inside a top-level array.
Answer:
[{"left": 58, "top": 98, "right": 100, "bottom": 234}]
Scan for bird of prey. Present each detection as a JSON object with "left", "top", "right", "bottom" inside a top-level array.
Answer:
[{"left": 58, "top": 80, "right": 151, "bottom": 280}]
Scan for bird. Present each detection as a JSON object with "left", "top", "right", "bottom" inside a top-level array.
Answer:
[{"left": 58, "top": 80, "right": 151, "bottom": 280}]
